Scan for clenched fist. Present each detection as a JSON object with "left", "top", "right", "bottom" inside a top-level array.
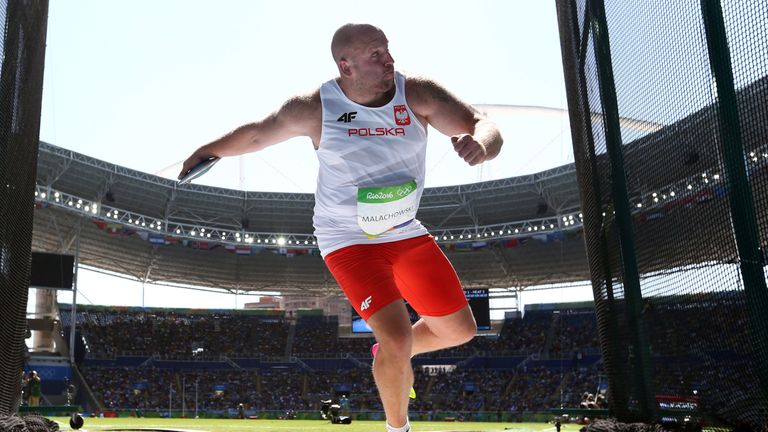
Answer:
[{"left": 451, "top": 134, "right": 488, "bottom": 166}]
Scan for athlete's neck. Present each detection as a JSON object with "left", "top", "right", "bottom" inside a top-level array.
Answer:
[{"left": 337, "top": 78, "right": 396, "bottom": 108}]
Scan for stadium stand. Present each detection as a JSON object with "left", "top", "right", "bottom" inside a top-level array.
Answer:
[{"left": 65, "top": 302, "right": 609, "bottom": 420}]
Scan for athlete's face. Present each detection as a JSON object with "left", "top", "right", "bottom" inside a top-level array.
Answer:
[{"left": 347, "top": 30, "right": 395, "bottom": 93}]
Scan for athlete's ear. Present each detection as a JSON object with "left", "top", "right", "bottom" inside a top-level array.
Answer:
[{"left": 339, "top": 59, "right": 352, "bottom": 77}]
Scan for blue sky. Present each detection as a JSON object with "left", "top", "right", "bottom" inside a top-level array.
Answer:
[
  {"left": 36, "top": 1, "right": 593, "bottom": 314},
  {"left": 39, "top": 0, "right": 573, "bottom": 192}
]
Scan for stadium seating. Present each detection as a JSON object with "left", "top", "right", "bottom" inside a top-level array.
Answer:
[{"left": 66, "top": 300, "right": 748, "bottom": 417}]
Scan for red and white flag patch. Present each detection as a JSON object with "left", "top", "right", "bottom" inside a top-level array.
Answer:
[{"left": 394, "top": 104, "right": 411, "bottom": 126}]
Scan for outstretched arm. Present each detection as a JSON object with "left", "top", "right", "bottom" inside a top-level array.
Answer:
[
  {"left": 178, "top": 90, "right": 321, "bottom": 179},
  {"left": 406, "top": 77, "right": 503, "bottom": 166}
]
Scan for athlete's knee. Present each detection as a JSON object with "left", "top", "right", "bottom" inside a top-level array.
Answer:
[
  {"left": 451, "top": 317, "right": 477, "bottom": 345},
  {"left": 376, "top": 328, "right": 413, "bottom": 358},
  {"left": 435, "top": 314, "right": 476, "bottom": 347}
]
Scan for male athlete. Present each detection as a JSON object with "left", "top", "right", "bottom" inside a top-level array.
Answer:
[{"left": 180, "top": 23, "right": 503, "bottom": 432}]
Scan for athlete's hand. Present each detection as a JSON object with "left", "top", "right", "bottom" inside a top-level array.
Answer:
[
  {"left": 451, "top": 134, "right": 488, "bottom": 166},
  {"left": 178, "top": 151, "right": 211, "bottom": 180}
]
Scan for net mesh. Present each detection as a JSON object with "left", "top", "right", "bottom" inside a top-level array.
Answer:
[
  {"left": 0, "top": 415, "right": 59, "bottom": 432},
  {"left": 0, "top": 0, "right": 49, "bottom": 417},
  {"left": 557, "top": 0, "right": 768, "bottom": 429}
]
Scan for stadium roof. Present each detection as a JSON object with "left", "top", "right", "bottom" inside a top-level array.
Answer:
[
  {"left": 30, "top": 77, "right": 768, "bottom": 296},
  {"left": 31, "top": 141, "right": 586, "bottom": 295}
]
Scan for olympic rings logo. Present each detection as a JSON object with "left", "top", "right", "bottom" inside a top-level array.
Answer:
[{"left": 396, "top": 185, "right": 414, "bottom": 197}]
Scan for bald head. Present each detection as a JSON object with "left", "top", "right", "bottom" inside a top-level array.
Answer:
[{"left": 331, "top": 23, "right": 385, "bottom": 63}]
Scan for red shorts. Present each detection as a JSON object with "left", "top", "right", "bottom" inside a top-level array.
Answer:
[{"left": 324, "top": 235, "right": 467, "bottom": 320}]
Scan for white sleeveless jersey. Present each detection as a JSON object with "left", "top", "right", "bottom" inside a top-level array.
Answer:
[{"left": 314, "top": 71, "right": 429, "bottom": 257}]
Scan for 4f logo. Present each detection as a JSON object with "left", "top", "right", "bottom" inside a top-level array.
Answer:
[
  {"left": 360, "top": 295, "right": 372, "bottom": 311},
  {"left": 337, "top": 111, "right": 357, "bottom": 123},
  {"left": 394, "top": 105, "right": 410, "bottom": 125}
]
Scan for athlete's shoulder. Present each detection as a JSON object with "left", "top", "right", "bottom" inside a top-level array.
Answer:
[
  {"left": 284, "top": 87, "right": 321, "bottom": 114},
  {"left": 279, "top": 87, "right": 322, "bottom": 126},
  {"left": 404, "top": 75, "right": 460, "bottom": 116}
]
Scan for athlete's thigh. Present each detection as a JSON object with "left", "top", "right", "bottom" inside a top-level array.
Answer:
[
  {"left": 324, "top": 244, "right": 403, "bottom": 320},
  {"left": 391, "top": 235, "right": 467, "bottom": 317}
]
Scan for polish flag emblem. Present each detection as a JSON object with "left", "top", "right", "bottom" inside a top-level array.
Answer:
[{"left": 394, "top": 105, "right": 411, "bottom": 126}]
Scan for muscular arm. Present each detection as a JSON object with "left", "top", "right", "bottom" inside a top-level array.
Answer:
[
  {"left": 178, "top": 90, "right": 321, "bottom": 179},
  {"left": 406, "top": 77, "right": 503, "bottom": 166}
]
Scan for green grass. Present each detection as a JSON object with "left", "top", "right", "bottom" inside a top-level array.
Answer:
[{"left": 49, "top": 417, "right": 560, "bottom": 432}]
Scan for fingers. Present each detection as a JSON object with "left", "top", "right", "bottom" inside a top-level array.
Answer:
[
  {"left": 178, "top": 154, "right": 204, "bottom": 180},
  {"left": 452, "top": 134, "right": 487, "bottom": 166},
  {"left": 177, "top": 160, "right": 193, "bottom": 180}
]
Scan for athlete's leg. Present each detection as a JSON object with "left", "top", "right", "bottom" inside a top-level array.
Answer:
[
  {"left": 324, "top": 243, "right": 412, "bottom": 429},
  {"left": 411, "top": 305, "right": 476, "bottom": 356},
  {"left": 366, "top": 301, "right": 413, "bottom": 429},
  {"left": 392, "top": 236, "right": 477, "bottom": 357}
]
